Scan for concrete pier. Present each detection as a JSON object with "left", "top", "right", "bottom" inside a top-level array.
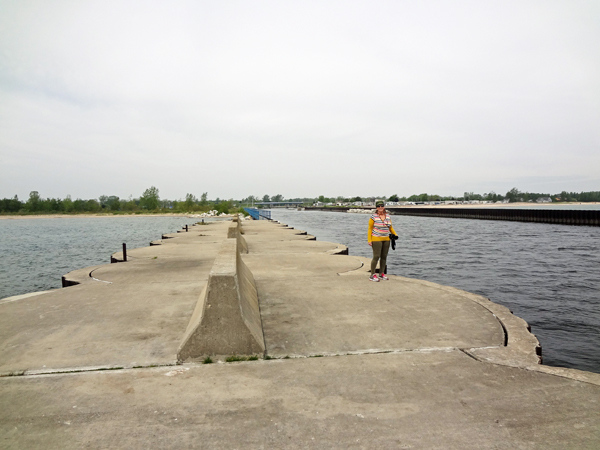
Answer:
[{"left": 1, "top": 219, "right": 599, "bottom": 449}]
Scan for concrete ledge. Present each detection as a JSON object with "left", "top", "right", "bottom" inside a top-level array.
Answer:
[
  {"left": 61, "top": 264, "right": 107, "bottom": 286},
  {"left": 227, "top": 219, "right": 249, "bottom": 254},
  {"left": 177, "top": 238, "right": 264, "bottom": 361}
]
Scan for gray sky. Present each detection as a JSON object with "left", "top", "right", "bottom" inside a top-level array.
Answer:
[{"left": 1, "top": 0, "right": 599, "bottom": 201}]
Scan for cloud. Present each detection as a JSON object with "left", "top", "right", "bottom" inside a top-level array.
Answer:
[{"left": 1, "top": 0, "right": 599, "bottom": 200}]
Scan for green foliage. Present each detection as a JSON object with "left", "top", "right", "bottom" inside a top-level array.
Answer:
[
  {"left": 215, "top": 200, "right": 232, "bottom": 214},
  {"left": 0, "top": 195, "right": 22, "bottom": 213},
  {"left": 388, "top": 194, "right": 399, "bottom": 202},
  {"left": 203, "top": 356, "right": 213, "bottom": 364},
  {"left": 139, "top": 186, "right": 160, "bottom": 210},
  {"left": 463, "top": 192, "right": 483, "bottom": 201},
  {"left": 505, "top": 187, "right": 521, "bottom": 203},
  {"left": 25, "top": 191, "right": 42, "bottom": 212},
  {"left": 184, "top": 193, "right": 197, "bottom": 211}
]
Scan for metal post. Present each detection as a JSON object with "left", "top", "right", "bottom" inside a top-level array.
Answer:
[
  {"left": 122, "top": 243, "right": 127, "bottom": 262},
  {"left": 186, "top": 225, "right": 188, "bottom": 232}
]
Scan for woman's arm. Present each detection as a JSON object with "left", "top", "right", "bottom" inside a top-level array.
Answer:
[
  {"left": 388, "top": 216, "right": 397, "bottom": 236},
  {"left": 368, "top": 217, "right": 374, "bottom": 245}
]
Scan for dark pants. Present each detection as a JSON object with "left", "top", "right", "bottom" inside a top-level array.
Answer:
[{"left": 371, "top": 240, "right": 390, "bottom": 274}]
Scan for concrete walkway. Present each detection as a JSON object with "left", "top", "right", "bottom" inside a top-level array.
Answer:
[{"left": 1, "top": 219, "right": 599, "bottom": 449}]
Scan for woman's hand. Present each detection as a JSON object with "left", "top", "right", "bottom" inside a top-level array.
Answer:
[{"left": 368, "top": 242, "right": 372, "bottom": 246}]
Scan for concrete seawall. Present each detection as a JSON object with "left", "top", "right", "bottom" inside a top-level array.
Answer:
[{"left": 1, "top": 217, "right": 599, "bottom": 449}]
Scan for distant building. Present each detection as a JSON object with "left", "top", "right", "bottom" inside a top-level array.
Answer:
[{"left": 536, "top": 197, "right": 552, "bottom": 203}]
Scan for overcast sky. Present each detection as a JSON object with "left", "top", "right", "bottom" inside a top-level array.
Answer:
[{"left": 1, "top": 0, "right": 599, "bottom": 201}]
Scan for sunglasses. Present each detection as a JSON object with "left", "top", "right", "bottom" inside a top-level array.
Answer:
[{"left": 376, "top": 204, "right": 384, "bottom": 207}]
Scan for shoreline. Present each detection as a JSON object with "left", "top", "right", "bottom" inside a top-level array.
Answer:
[
  {"left": 0, "top": 213, "right": 235, "bottom": 220},
  {"left": 2, "top": 202, "right": 598, "bottom": 220}
]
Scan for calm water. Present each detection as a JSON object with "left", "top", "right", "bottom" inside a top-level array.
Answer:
[
  {"left": 0, "top": 216, "right": 195, "bottom": 300},
  {"left": 270, "top": 209, "right": 600, "bottom": 374}
]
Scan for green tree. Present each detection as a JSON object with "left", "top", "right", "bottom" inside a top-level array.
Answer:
[
  {"left": 86, "top": 199, "right": 101, "bottom": 212},
  {"left": 0, "top": 195, "right": 23, "bottom": 213},
  {"left": 121, "top": 197, "right": 136, "bottom": 211},
  {"left": 139, "top": 186, "right": 160, "bottom": 210},
  {"left": 184, "top": 193, "right": 197, "bottom": 211},
  {"left": 215, "top": 200, "right": 232, "bottom": 214},
  {"left": 388, "top": 194, "right": 399, "bottom": 202},
  {"left": 262, "top": 194, "right": 270, "bottom": 202},
  {"left": 271, "top": 194, "right": 284, "bottom": 202},
  {"left": 107, "top": 196, "right": 120, "bottom": 211},
  {"left": 73, "top": 199, "right": 86, "bottom": 211},
  {"left": 505, "top": 187, "right": 521, "bottom": 203},
  {"left": 25, "top": 191, "right": 42, "bottom": 212},
  {"left": 63, "top": 195, "right": 74, "bottom": 212},
  {"left": 48, "top": 198, "right": 63, "bottom": 211},
  {"left": 99, "top": 195, "right": 121, "bottom": 211},
  {"left": 200, "top": 192, "right": 208, "bottom": 207}
]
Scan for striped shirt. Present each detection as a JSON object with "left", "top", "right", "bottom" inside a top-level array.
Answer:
[{"left": 368, "top": 214, "right": 396, "bottom": 242}]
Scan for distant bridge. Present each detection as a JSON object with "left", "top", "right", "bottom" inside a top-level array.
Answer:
[{"left": 252, "top": 202, "right": 305, "bottom": 207}]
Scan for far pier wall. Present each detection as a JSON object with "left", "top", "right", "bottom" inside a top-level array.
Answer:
[{"left": 305, "top": 207, "right": 600, "bottom": 226}]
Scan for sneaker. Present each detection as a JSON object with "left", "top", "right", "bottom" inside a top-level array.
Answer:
[
  {"left": 369, "top": 274, "right": 380, "bottom": 282},
  {"left": 380, "top": 274, "right": 389, "bottom": 280}
]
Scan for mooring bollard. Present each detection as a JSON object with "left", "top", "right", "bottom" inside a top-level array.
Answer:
[
  {"left": 186, "top": 225, "right": 189, "bottom": 232},
  {"left": 122, "top": 243, "right": 127, "bottom": 262}
]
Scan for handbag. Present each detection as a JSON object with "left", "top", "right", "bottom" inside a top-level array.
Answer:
[
  {"left": 384, "top": 218, "right": 398, "bottom": 250},
  {"left": 389, "top": 232, "right": 398, "bottom": 250}
]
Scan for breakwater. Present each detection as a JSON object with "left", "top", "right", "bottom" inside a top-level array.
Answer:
[{"left": 306, "top": 206, "right": 600, "bottom": 226}]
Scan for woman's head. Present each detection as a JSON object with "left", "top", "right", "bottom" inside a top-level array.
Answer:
[{"left": 375, "top": 200, "right": 386, "bottom": 214}]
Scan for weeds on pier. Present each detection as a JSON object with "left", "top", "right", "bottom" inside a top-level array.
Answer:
[{"left": 225, "top": 355, "right": 260, "bottom": 362}]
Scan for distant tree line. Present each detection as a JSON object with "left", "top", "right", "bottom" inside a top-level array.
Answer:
[
  {"left": 0, "top": 187, "right": 239, "bottom": 215},
  {"left": 309, "top": 188, "right": 600, "bottom": 204},
  {"left": 2, "top": 187, "right": 599, "bottom": 214}
]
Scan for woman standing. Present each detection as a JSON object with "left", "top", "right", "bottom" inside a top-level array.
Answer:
[{"left": 368, "top": 200, "right": 397, "bottom": 282}]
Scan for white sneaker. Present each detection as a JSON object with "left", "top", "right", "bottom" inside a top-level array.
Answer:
[
  {"left": 369, "top": 274, "right": 380, "bottom": 282},
  {"left": 380, "top": 274, "right": 388, "bottom": 280}
]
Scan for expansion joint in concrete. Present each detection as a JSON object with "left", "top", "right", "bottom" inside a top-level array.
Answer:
[
  {"left": 265, "top": 345, "right": 504, "bottom": 360},
  {"left": 3, "top": 362, "right": 179, "bottom": 378}
]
